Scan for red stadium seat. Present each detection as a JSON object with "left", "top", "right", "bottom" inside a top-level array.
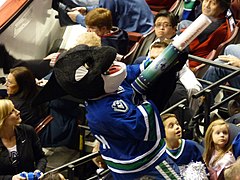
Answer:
[
  {"left": 195, "top": 20, "right": 240, "bottom": 78},
  {"left": 35, "top": 115, "right": 54, "bottom": 134},
  {"left": 134, "top": 27, "right": 156, "bottom": 58},
  {"left": 120, "top": 42, "right": 140, "bottom": 65},
  {"left": 231, "top": 0, "right": 240, "bottom": 20},
  {"left": 145, "top": 0, "right": 175, "bottom": 12},
  {"left": 123, "top": 28, "right": 156, "bottom": 64}
]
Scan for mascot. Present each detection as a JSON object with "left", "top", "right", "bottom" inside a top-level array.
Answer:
[
  {"left": 34, "top": 44, "right": 185, "bottom": 179},
  {"left": 34, "top": 14, "right": 211, "bottom": 180}
]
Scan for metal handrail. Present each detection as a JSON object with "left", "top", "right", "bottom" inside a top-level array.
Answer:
[
  {"left": 187, "top": 54, "right": 240, "bottom": 137},
  {"left": 193, "top": 69, "right": 240, "bottom": 98},
  {"left": 188, "top": 54, "right": 240, "bottom": 71},
  {"left": 198, "top": 79, "right": 240, "bottom": 93},
  {"left": 44, "top": 151, "right": 100, "bottom": 177},
  {"left": 160, "top": 99, "right": 187, "bottom": 115},
  {"left": 86, "top": 169, "right": 111, "bottom": 180}
]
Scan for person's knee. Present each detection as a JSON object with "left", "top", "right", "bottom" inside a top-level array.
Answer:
[{"left": 224, "top": 44, "right": 240, "bottom": 58}]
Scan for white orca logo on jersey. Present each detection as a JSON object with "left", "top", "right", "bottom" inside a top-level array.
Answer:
[{"left": 112, "top": 99, "right": 128, "bottom": 112}]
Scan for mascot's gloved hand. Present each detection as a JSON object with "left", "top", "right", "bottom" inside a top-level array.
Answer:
[
  {"left": 171, "top": 50, "right": 188, "bottom": 72},
  {"left": 19, "top": 170, "right": 43, "bottom": 180}
]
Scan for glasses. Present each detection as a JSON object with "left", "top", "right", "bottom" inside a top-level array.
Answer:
[
  {"left": 155, "top": 23, "right": 172, "bottom": 28},
  {"left": 5, "top": 78, "right": 17, "bottom": 86}
]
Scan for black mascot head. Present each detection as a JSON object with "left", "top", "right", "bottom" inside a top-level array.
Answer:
[{"left": 33, "top": 45, "right": 119, "bottom": 104}]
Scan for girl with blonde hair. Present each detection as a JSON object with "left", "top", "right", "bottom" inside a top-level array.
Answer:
[{"left": 203, "top": 119, "right": 235, "bottom": 178}]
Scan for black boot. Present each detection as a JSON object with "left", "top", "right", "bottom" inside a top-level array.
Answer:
[{"left": 0, "top": 44, "right": 16, "bottom": 74}]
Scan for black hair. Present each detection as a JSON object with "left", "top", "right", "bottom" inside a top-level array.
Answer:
[
  {"left": 154, "top": 9, "right": 179, "bottom": 27},
  {"left": 218, "top": 0, "right": 231, "bottom": 12}
]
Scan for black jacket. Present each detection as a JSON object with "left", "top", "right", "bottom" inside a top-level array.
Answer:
[
  {"left": 101, "top": 26, "right": 129, "bottom": 55},
  {"left": 0, "top": 124, "right": 47, "bottom": 180}
]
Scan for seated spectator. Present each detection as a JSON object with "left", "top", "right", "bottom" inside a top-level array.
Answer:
[
  {"left": 6, "top": 67, "right": 49, "bottom": 128},
  {"left": 181, "top": 0, "right": 202, "bottom": 21},
  {"left": 66, "top": 0, "right": 154, "bottom": 34},
  {"left": 153, "top": 10, "right": 179, "bottom": 42},
  {"left": 5, "top": 66, "right": 81, "bottom": 149},
  {"left": 178, "top": 0, "right": 232, "bottom": 71},
  {"left": 203, "top": 119, "right": 236, "bottom": 178},
  {"left": 137, "top": 9, "right": 177, "bottom": 56},
  {"left": 52, "top": 0, "right": 99, "bottom": 26},
  {"left": 0, "top": 99, "right": 47, "bottom": 179},
  {"left": 161, "top": 113, "right": 204, "bottom": 176},
  {"left": 178, "top": 64, "right": 203, "bottom": 116},
  {"left": 133, "top": 40, "right": 171, "bottom": 64},
  {"left": 202, "top": 44, "right": 240, "bottom": 106},
  {"left": 52, "top": 0, "right": 99, "bottom": 10},
  {"left": 84, "top": 8, "right": 129, "bottom": 55}
]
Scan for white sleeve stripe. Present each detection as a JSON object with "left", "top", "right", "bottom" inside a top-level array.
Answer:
[{"left": 137, "top": 105, "right": 149, "bottom": 141}]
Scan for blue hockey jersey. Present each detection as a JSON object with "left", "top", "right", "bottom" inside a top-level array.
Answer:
[
  {"left": 232, "top": 132, "right": 240, "bottom": 159},
  {"left": 86, "top": 64, "right": 168, "bottom": 179},
  {"left": 166, "top": 139, "right": 204, "bottom": 175},
  {"left": 166, "top": 139, "right": 203, "bottom": 166}
]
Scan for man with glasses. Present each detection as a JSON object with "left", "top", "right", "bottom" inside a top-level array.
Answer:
[{"left": 154, "top": 10, "right": 179, "bottom": 42}]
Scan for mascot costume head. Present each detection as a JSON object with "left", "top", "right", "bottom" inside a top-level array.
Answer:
[{"left": 34, "top": 44, "right": 127, "bottom": 104}]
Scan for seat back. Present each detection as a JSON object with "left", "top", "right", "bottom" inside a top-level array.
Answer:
[
  {"left": 146, "top": 0, "right": 176, "bottom": 12},
  {"left": 170, "top": 0, "right": 184, "bottom": 18},
  {"left": 35, "top": 115, "right": 54, "bottom": 134},
  {"left": 231, "top": 0, "right": 240, "bottom": 20},
  {"left": 120, "top": 42, "right": 140, "bottom": 65},
  {"left": 214, "top": 22, "right": 240, "bottom": 57},
  {"left": 134, "top": 28, "right": 156, "bottom": 59},
  {"left": 169, "top": 0, "right": 182, "bottom": 13}
]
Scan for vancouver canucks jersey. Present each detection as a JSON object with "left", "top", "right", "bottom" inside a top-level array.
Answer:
[
  {"left": 86, "top": 64, "right": 167, "bottom": 179},
  {"left": 232, "top": 132, "right": 240, "bottom": 159},
  {"left": 166, "top": 139, "right": 203, "bottom": 166}
]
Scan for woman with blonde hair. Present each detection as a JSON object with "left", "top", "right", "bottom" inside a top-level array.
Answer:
[
  {"left": 0, "top": 99, "right": 46, "bottom": 179},
  {"left": 203, "top": 119, "right": 235, "bottom": 178}
]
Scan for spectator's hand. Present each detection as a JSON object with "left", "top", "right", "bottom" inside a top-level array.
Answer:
[
  {"left": 67, "top": 11, "right": 80, "bottom": 22},
  {"left": 67, "top": 7, "right": 86, "bottom": 22},
  {"left": 12, "top": 174, "right": 25, "bottom": 180},
  {"left": 44, "top": 52, "right": 61, "bottom": 67},
  {"left": 36, "top": 78, "right": 48, "bottom": 87},
  {"left": 92, "top": 141, "right": 107, "bottom": 169},
  {"left": 71, "top": 7, "right": 87, "bottom": 15},
  {"left": 207, "top": 167, "right": 218, "bottom": 180},
  {"left": 44, "top": 52, "right": 60, "bottom": 61},
  {"left": 218, "top": 55, "right": 240, "bottom": 67}
]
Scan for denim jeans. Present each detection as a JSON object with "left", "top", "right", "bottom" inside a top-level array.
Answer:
[{"left": 202, "top": 44, "right": 240, "bottom": 105}]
